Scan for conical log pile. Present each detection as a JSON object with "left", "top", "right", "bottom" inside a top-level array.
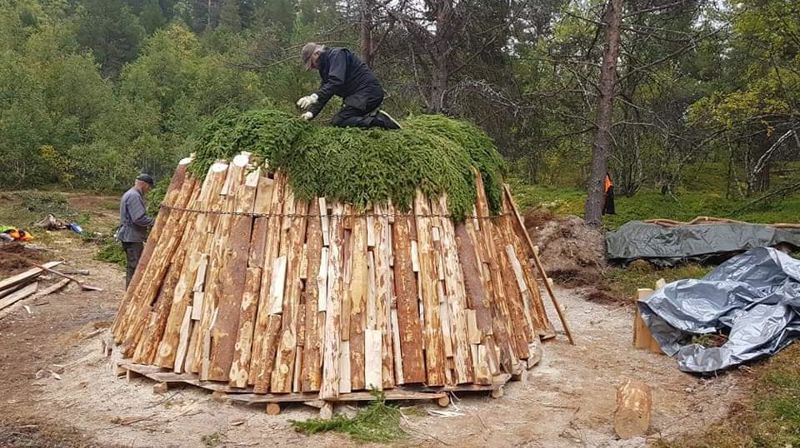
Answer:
[{"left": 111, "top": 154, "right": 556, "bottom": 397}]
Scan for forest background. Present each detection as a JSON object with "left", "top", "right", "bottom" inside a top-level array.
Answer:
[{"left": 1, "top": 0, "right": 798, "bottom": 226}]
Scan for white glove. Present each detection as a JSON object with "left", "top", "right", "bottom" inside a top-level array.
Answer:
[
  {"left": 296, "top": 93, "right": 319, "bottom": 109},
  {"left": 300, "top": 111, "right": 314, "bottom": 120}
]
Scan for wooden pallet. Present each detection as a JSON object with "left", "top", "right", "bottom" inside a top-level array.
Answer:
[{"left": 118, "top": 361, "right": 510, "bottom": 416}]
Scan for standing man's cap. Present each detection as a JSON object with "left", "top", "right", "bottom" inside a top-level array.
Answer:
[
  {"left": 301, "top": 42, "right": 320, "bottom": 69},
  {"left": 136, "top": 173, "right": 155, "bottom": 186}
]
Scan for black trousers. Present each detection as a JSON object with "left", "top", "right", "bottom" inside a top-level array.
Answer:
[
  {"left": 331, "top": 94, "right": 389, "bottom": 129},
  {"left": 122, "top": 242, "right": 144, "bottom": 289}
]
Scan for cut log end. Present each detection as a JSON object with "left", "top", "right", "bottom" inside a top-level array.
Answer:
[
  {"left": 265, "top": 403, "right": 281, "bottom": 415},
  {"left": 436, "top": 395, "right": 450, "bottom": 408}
]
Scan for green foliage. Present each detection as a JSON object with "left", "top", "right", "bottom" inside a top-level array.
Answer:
[
  {"left": 190, "top": 109, "right": 507, "bottom": 219},
  {"left": 291, "top": 392, "right": 406, "bottom": 442},
  {"left": 146, "top": 177, "right": 170, "bottom": 217},
  {"left": 76, "top": 0, "right": 145, "bottom": 77},
  {"left": 95, "top": 239, "right": 126, "bottom": 267}
]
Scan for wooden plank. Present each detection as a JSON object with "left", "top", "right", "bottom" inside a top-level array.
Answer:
[
  {"left": 466, "top": 310, "right": 480, "bottom": 344},
  {"left": 320, "top": 203, "right": 345, "bottom": 399},
  {"left": 248, "top": 172, "right": 287, "bottom": 386},
  {"left": 372, "top": 204, "right": 395, "bottom": 389},
  {"left": 348, "top": 216, "right": 368, "bottom": 391},
  {"left": 391, "top": 204, "right": 426, "bottom": 384},
  {"left": 0, "top": 282, "right": 38, "bottom": 312},
  {"left": 301, "top": 199, "right": 324, "bottom": 392},
  {"left": 414, "top": 191, "right": 446, "bottom": 386},
  {"left": 455, "top": 222, "right": 492, "bottom": 335},
  {"left": 492, "top": 221, "right": 532, "bottom": 358},
  {"left": 271, "top": 197, "right": 309, "bottom": 393},
  {"left": 410, "top": 241, "right": 420, "bottom": 272},
  {"left": 319, "top": 197, "right": 330, "bottom": 247},
  {"left": 0, "top": 262, "right": 61, "bottom": 295},
  {"left": 390, "top": 309, "right": 404, "bottom": 385},
  {"left": 432, "top": 195, "right": 473, "bottom": 384},
  {"left": 315, "top": 249, "right": 329, "bottom": 314},
  {"left": 173, "top": 306, "right": 193, "bottom": 372},
  {"left": 364, "top": 329, "right": 382, "bottom": 391},
  {"left": 505, "top": 244, "right": 536, "bottom": 340}
]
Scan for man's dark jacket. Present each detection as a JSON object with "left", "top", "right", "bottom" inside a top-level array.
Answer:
[{"left": 310, "top": 48, "right": 384, "bottom": 116}]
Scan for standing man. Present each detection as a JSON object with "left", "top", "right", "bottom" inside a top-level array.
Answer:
[
  {"left": 118, "top": 174, "right": 155, "bottom": 288},
  {"left": 296, "top": 42, "right": 401, "bottom": 130}
]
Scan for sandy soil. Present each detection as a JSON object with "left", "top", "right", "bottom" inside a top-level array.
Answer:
[{"left": 0, "top": 221, "right": 743, "bottom": 448}]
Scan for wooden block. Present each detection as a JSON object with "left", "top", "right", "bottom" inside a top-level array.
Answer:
[
  {"left": 193, "top": 255, "right": 208, "bottom": 292},
  {"left": 228, "top": 266, "right": 263, "bottom": 387},
  {"left": 319, "top": 197, "right": 330, "bottom": 247},
  {"left": 365, "top": 329, "right": 382, "bottom": 390},
  {"left": 153, "top": 382, "right": 168, "bottom": 394},
  {"left": 655, "top": 278, "right": 666, "bottom": 289},
  {"left": 317, "top": 248, "right": 329, "bottom": 312},
  {"left": 466, "top": 310, "right": 481, "bottom": 344},
  {"left": 614, "top": 379, "right": 652, "bottom": 439},
  {"left": 173, "top": 306, "right": 193, "bottom": 373},
  {"left": 410, "top": 241, "right": 420, "bottom": 272},
  {"left": 339, "top": 340, "right": 352, "bottom": 394},
  {"left": 268, "top": 256, "right": 288, "bottom": 315},
  {"left": 633, "top": 289, "right": 662, "bottom": 354},
  {"left": 319, "top": 402, "right": 333, "bottom": 420},
  {"left": 265, "top": 403, "right": 281, "bottom": 415},
  {"left": 191, "top": 292, "right": 204, "bottom": 321},
  {"left": 474, "top": 344, "right": 492, "bottom": 385}
]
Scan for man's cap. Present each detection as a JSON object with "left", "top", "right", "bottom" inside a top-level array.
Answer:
[
  {"left": 136, "top": 173, "right": 155, "bottom": 186},
  {"left": 301, "top": 43, "right": 320, "bottom": 68}
]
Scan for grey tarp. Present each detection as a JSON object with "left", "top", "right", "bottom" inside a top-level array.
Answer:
[
  {"left": 606, "top": 221, "right": 800, "bottom": 266},
  {"left": 638, "top": 247, "right": 800, "bottom": 373}
]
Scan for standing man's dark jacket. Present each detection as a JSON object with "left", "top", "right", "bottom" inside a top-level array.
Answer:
[
  {"left": 118, "top": 187, "right": 154, "bottom": 243},
  {"left": 309, "top": 47, "right": 384, "bottom": 118}
]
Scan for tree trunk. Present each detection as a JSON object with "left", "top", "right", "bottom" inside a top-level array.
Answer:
[
  {"left": 430, "top": 56, "right": 448, "bottom": 113},
  {"left": 584, "top": 0, "right": 623, "bottom": 227},
  {"left": 359, "top": 0, "right": 374, "bottom": 67}
]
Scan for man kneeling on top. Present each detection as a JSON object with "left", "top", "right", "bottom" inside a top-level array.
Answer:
[{"left": 296, "top": 43, "right": 401, "bottom": 130}]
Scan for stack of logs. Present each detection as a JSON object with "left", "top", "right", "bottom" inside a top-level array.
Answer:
[{"left": 111, "top": 153, "right": 558, "bottom": 398}]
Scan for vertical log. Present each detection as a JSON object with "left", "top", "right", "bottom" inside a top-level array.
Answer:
[
  {"left": 320, "top": 204, "right": 345, "bottom": 399},
  {"left": 348, "top": 216, "right": 368, "bottom": 390},
  {"left": 209, "top": 163, "right": 259, "bottom": 381},
  {"left": 301, "top": 199, "right": 324, "bottom": 392},
  {"left": 271, "top": 196, "right": 309, "bottom": 393},
  {"left": 392, "top": 204, "right": 426, "bottom": 384},
  {"left": 372, "top": 204, "right": 395, "bottom": 389},
  {"left": 415, "top": 191, "right": 446, "bottom": 386},
  {"left": 249, "top": 172, "right": 288, "bottom": 386}
]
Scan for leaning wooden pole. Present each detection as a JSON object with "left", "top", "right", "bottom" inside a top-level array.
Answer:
[{"left": 503, "top": 184, "right": 574, "bottom": 345}]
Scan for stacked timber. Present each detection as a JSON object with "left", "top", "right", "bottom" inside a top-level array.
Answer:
[
  {"left": 111, "top": 154, "right": 558, "bottom": 398},
  {"left": 0, "top": 261, "right": 67, "bottom": 313}
]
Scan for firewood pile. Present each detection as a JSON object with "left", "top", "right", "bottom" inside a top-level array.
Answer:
[{"left": 111, "top": 154, "right": 568, "bottom": 410}]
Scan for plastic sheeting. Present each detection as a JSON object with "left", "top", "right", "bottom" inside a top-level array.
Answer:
[
  {"left": 638, "top": 247, "right": 800, "bottom": 373},
  {"left": 606, "top": 221, "right": 800, "bottom": 266}
]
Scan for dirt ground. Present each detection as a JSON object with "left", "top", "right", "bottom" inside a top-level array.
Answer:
[{"left": 0, "top": 213, "right": 744, "bottom": 448}]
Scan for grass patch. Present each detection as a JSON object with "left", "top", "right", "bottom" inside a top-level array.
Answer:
[
  {"left": 291, "top": 392, "right": 406, "bottom": 442},
  {"left": 94, "top": 238, "right": 126, "bottom": 267},
  {"left": 507, "top": 179, "right": 800, "bottom": 230},
  {"left": 655, "top": 343, "right": 800, "bottom": 448},
  {"left": 601, "top": 262, "right": 713, "bottom": 301}
]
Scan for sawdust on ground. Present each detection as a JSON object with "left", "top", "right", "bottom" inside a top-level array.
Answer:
[{"left": 0, "top": 207, "right": 745, "bottom": 448}]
